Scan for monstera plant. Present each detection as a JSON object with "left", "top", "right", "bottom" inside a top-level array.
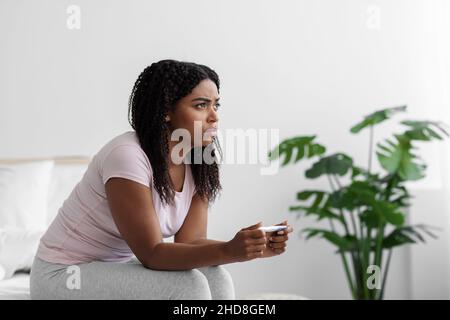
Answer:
[{"left": 269, "top": 106, "right": 449, "bottom": 300}]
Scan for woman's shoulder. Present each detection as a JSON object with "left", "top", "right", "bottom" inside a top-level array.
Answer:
[
  {"left": 95, "top": 131, "right": 150, "bottom": 169},
  {"left": 98, "top": 131, "right": 143, "bottom": 155},
  {"left": 95, "top": 131, "right": 153, "bottom": 186},
  {"left": 104, "top": 130, "right": 140, "bottom": 148}
]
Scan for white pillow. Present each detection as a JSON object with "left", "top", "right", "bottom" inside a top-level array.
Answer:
[
  {"left": 0, "top": 227, "right": 44, "bottom": 280},
  {"left": 47, "top": 163, "right": 88, "bottom": 226},
  {"left": 0, "top": 160, "right": 54, "bottom": 231}
]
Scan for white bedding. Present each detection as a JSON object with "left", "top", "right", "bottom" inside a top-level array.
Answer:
[
  {"left": 0, "top": 158, "right": 88, "bottom": 301},
  {"left": 0, "top": 272, "right": 30, "bottom": 300}
]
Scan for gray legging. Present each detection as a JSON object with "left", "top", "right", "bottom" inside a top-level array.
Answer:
[{"left": 30, "top": 256, "right": 235, "bottom": 300}]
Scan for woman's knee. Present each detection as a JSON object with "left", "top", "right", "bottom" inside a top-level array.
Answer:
[
  {"left": 201, "top": 265, "right": 234, "bottom": 284},
  {"left": 172, "top": 269, "right": 212, "bottom": 300},
  {"left": 197, "top": 265, "right": 235, "bottom": 300}
]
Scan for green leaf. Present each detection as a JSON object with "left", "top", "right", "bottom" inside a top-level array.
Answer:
[
  {"left": 382, "top": 225, "right": 438, "bottom": 249},
  {"left": 382, "top": 230, "right": 416, "bottom": 248},
  {"left": 401, "top": 120, "right": 450, "bottom": 141},
  {"left": 351, "top": 166, "right": 379, "bottom": 181},
  {"left": 330, "top": 180, "right": 379, "bottom": 211},
  {"left": 414, "top": 224, "right": 440, "bottom": 239},
  {"left": 302, "top": 228, "right": 354, "bottom": 251},
  {"left": 302, "top": 228, "right": 326, "bottom": 240},
  {"left": 376, "top": 134, "right": 426, "bottom": 180},
  {"left": 305, "top": 153, "right": 353, "bottom": 179},
  {"left": 268, "top": 136, "right": 326, "bottom": 166},
  {"left": 314, "top": 208, "right": 344, "bottom": 222},
  {"left": 308, "top": 144, "right": 326, "bottom": 158},
  {"left": 360, "top": 209, "right": 382, "bottom": 228},
  {"left": 350, "top": 105, "right": 407, "bottom": 133},
  {"left": 373, "top": 201, "right": 405, "bottom": 226},
  {"left": 296, "top": 190, "right": 325, "bottom": 201},
  {"left": 329, "top": 180, "right": 405, "bottom": 227},
  {"left": 389, "top": 185, "right": 411, "bottom": 207},
  {"left": 289, "top": 191, "right": 345, "bottom": 224}
]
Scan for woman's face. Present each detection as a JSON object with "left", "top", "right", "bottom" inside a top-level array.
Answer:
[{"left": 167, "top": 79, "right": 220, "bottom": 148}]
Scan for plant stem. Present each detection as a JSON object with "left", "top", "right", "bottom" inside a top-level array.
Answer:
[
  {"left": 378, "top": 249, "right": 392, "bottom": 299},
  {"left": 366, "top": 125, "right": 376, "bottom": 298},
  {"left": 332, "top": 174, "right": 364, "bottom": 298},
  {"left": 373, "top": 222, "right": 385, "bottom": 299},
  {"left": 328, "top": 218, "right": 356, "bottom": 299},
  {"left": 332, "top": 174, "right": 343, "bottom": 189},
  {"left": 333, "top": 175, "right": 359, "bottom": 238},
  {"left": 327, "top": 173, "right": 337, "bottom": 191},
  {"left": 371, "top": 175, "right": 396, "bottom": 299},
  {"left": 368, "top": 125, "right": 374, "bottom": 175},
  {"left": 347, "top": 208, "right": 364, "bottom": 298},
  {"left": 349, "top": 211, "right": 359, "bottom": 240},
  {"left": 326, "top": 174, "right": 361, "bottom": 298},
  {"left": 357, "top": 207, "right": 370, "bottom": 299},
  {"left": 327, "top": 175, "right": 350, "bottom": 236}
]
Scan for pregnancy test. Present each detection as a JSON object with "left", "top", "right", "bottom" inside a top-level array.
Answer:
[{"left": 258, "top": 225, "right": 288, "bottom": 232}]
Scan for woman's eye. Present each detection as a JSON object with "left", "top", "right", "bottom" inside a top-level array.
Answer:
[{"left": 195, "top": 102, "right": 221, "bottom": 110}]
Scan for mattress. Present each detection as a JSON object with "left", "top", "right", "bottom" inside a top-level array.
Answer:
[{"left": 0, "top": 272, "right": 31, "bottom": 300}]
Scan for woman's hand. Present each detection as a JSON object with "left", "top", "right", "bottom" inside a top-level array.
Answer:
[
  {"left": 224, "top": 222, "right": 267, "bottom": 262},
  {"left": 260, "top": 220, "right": 293, "bottom": 258}
]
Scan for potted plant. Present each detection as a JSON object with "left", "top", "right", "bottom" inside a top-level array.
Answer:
[{"left": 269, "top": 106, "right": 449, "bottom": 299}]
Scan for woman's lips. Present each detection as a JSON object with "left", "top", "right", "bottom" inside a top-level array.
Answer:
[{"left": 204, "top": 128, "right": 218, "bottom": 137}]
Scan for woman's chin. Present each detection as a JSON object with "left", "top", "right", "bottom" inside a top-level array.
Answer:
[
  {"left": 200, "top": 136, "right": 215, "bottom": 146},
  {"left": 201, "top": 140, "right": 214, "bottom": 147}
]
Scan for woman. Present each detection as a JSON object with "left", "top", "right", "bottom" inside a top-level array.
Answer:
[{"left": 30, "top": 59, "right": 293, "bottom": 300}]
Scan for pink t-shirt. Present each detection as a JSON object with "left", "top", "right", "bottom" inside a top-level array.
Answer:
[{"left": 37, "top": 131, "right": 197, "bottom": 265}]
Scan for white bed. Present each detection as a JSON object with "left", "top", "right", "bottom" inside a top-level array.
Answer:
[
  {"left": 0, "top": 156, "right": 90, "bottom": 300},
  {"left": 0, "top": 272, "right": 31, "bottom": 300}
]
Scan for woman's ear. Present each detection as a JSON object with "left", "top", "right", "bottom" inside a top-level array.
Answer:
[{"left": 165, "top": 115, "right": 170, "bottom": 122}]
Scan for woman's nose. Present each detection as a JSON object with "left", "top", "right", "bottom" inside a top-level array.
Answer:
[{"left": 208, "top": 108, "right": 219, "bottom": 123}]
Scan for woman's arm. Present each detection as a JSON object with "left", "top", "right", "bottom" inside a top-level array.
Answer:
[
  {"left": 174, "top": 193, "right": 210, "bottom": 244},
  {"left": 106, "top": 178, "right": 266, "bottom": 270},
  {"left": 147, "top": 241, "right": 233, "bottom": 270},
  {"left": 183, "top": 239, "right": 225, "bottom": 245},
  {"left": 105, "top": 178, "right": 237, "bottom": 270}
]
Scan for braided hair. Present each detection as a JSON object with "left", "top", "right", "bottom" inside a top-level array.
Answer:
[{"left": 128, "top": 59, "right": 222, "bottom": 206}]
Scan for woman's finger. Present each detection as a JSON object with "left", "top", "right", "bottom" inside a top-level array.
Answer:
[
  {"left": 269, "top": 234, "right": 289, "bottom": 243},
  {"left": 249, "top": 228, "right": 267, "bottom": 239},
  {"left": 269, "top": 242, "right": 287, "bottom": 249},
  {"left": 250, "top": 244, "right": 266, "bottom": 252},
  {"left": 274, "top": 248, "right": 286, "bottom": 255},
  {"left": 249, "top": 237, "right": 267, "bottom": 245}
]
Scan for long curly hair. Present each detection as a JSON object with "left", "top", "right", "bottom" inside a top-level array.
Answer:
[{"left": 128, "top": 59, "right": 222, "bottom": 206}]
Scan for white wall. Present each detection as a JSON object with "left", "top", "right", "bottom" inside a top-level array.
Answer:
[{"left": 1, "top": 0, "right": 449, "bottom": 299}]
